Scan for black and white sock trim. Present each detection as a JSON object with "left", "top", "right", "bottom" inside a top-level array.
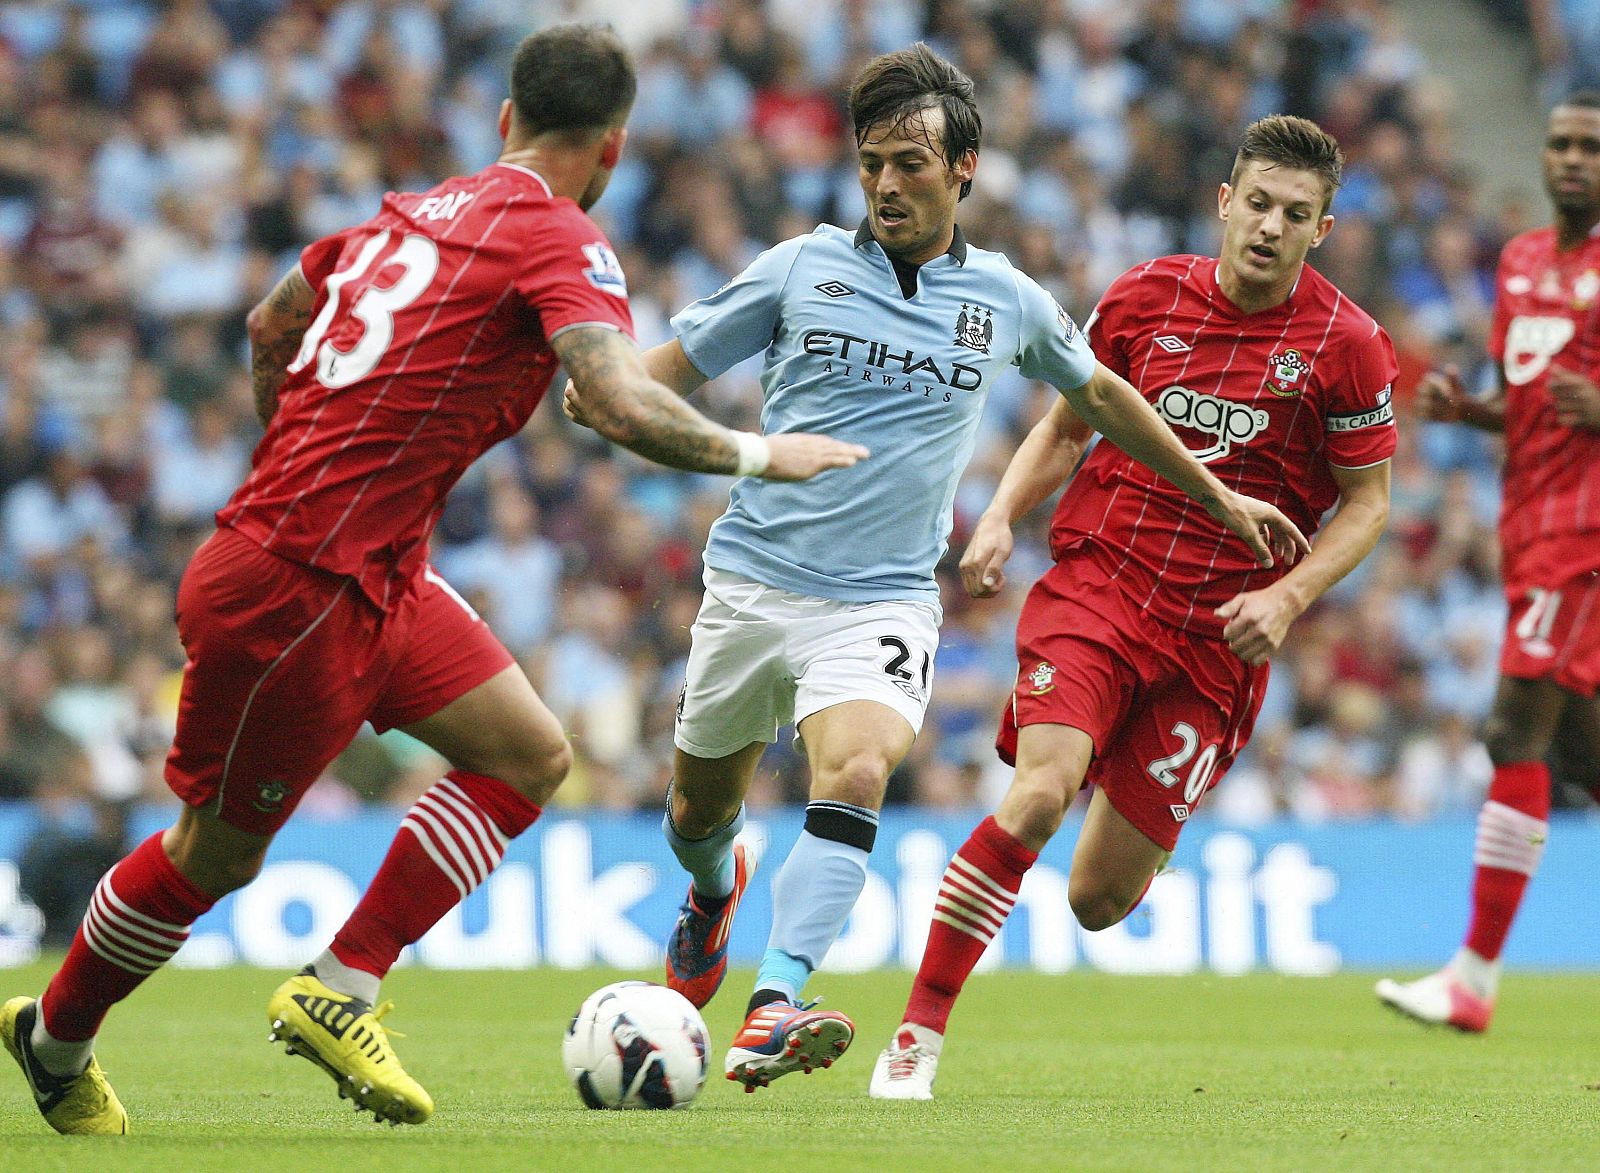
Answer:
[{"left": 804, "top": 800, "right": 879, "bottom": 852}]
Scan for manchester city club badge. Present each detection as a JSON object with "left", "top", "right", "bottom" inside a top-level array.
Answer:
[{"left": 955, "top": 303, "right": 993, "bottom": 353}]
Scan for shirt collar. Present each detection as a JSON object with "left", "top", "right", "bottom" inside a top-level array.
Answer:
[{"left": 853, "top": 220, "right": 968, "bottom": 265}]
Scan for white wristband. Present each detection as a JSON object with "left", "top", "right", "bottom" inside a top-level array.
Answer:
[{"left": 732, "top": 430, "right": 770, "bottom": 477}]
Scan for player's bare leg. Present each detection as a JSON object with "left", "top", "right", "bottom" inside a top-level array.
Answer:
[
  {"left": 1378, "top": 676, "right": 1571, "bottom": 1031},
  {"left": 664, "top": 743, "right": 765, "bottom": 1008},
  {"left": 1067, "top": 789, "right": 1176, "bottom": 932},
  {"left": 272, "top": 665, "right": 569, "bottom": 1124},
  {"left": 6, "top": 804, "right": 268, "bottom": 1135},
  {"left": 725, "top": 702, "right": 909, "bottom": 1090},
  {"left": 1549, "top": 691, "right": 1600, "bottom": 801},
  {"left": 873, "top": 723, "right": 1091, "bottom": 1100}
]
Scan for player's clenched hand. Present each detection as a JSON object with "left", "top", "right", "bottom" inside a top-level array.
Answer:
[
  {"left": 1548, "top": 366, "right": 1600, "bottom": 430},
  {"left": 759, "top": 434, "right": 869, "bottom": 481},
  {"left": 1215, "top": 586, "right": 1300, "bottom": 665},
  {"left": 959, "top": 512, "right": 1013, "bottom": 598},
  {"left": 1205, "top": 490, "right": 1311, "bottom": 569},
  {"left": 561, "top": 379, "right": 593, "bottom": 428},
  {"left": 1414, "top": 365, "right": 1466, "bottom": 422}
]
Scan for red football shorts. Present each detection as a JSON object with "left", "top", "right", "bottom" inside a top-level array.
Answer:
[
  {"left": 1499, "top": 567, "right": 1600, "bottom": 697},
  {"left": 996, "top": 553, "right": 1269, "bottom": 851},
  {"left": 165, "top": 527, "right": 515, "bottom": 833}
]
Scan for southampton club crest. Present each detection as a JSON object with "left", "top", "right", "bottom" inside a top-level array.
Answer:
[
  {"left": 1266, "top": 348, "right": 1310, "bottom": 397},
  {"left": 253, "top": 779, "right": 290, "bottom": 814},
  {"left": 955, "top": 303, "right": 993, "bottom": 354},
  {"left": 1027, "top": 661, "right": 1056, "bottom": 696}
]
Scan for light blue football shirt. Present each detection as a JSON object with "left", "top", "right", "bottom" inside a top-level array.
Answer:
[{"left": 672, "top": 222, "right": 1097, "bottom": 603}]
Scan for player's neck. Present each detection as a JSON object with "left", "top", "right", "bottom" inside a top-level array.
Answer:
[
  {"left": 1215, "top": 260, "right": 1298, "bottom": 316},
  {"left": 1553, "top": 210, "right": 1600, "bottom": 251},
  {"left": 495, "top": 144, "right": 594, "bottom": 205}
]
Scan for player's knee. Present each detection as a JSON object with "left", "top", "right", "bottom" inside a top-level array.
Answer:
[
  {"left": 813, "top": 751, "right": 892, "bottom": 810},
  {"left": 998, "top": 773, "right": 1073, "bottom": 847},
  {"left": 1067, "top": 881, "right": 1131, "bottom": 932},
  {"left": 499, "top": 736, "right": 573, "bottom": 805},
  {"left": 163, "top": 808, "right": 271, "bottom": 897},
  {"left": 169, "top": 839, "right": 266, "bottom": 897},
  {"left": 1482, "top": 712, "right": 1540, "bottom": 765}
]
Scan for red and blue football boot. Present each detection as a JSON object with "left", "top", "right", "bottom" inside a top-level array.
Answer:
[{"left": 665, "top": 843, "right": 755, "bottom": 1009}]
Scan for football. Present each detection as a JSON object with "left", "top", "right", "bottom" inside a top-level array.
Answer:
[{"left": 562, "top": 981, "right": 711, "bottom": 1109}]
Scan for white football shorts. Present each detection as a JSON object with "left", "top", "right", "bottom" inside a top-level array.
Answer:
[{"left": 673, "top": 566, "right": 942, "bottom": 760}]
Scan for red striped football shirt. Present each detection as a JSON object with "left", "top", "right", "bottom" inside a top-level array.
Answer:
[
  {"left": 219, "top": 162, "right": 633, "bottom": 610},
  {"left": 1050, "top": 254, "right": 1398, "bottom": 638},
  {"left": 1486, "top": 226, "right": 1600, "bottom": 595}
]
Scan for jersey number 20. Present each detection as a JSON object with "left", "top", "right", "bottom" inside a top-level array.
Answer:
[
  {"left": 1146, "top": 722, "right": 1220, "bottom": 805},
  {"left": 290, "top": 230, "right": 441, "bottom": 388}
]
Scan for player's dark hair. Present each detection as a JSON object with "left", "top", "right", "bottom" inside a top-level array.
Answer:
[
  {"left": 1230, "top": 115, "right": 1343, "bottom": 214},
  {"left": 1557, "top": 89, "right": 1600, "bottom": 111},
  {"left": 849, "top": 42, "right": 982, "bottom": 200},
  {"left": 510, "top": 23, "right": 636, "bottom": 138}
]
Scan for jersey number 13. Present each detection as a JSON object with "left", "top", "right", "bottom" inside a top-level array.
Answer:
[{"left": 290, "top": 230, "right": 441, "bottom": 389}]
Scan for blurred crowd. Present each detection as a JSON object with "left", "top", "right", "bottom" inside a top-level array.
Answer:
[{"left": 0, "top": 0, "right": 1584, "bottom": 867}]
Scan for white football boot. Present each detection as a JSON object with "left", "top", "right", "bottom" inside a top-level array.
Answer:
[
  {"left": 868, "top": 1023, "right": 941, "bottom": 1101},
  {"left": 1375, "top": 968, "right": 1494, "bottom": 1033}
]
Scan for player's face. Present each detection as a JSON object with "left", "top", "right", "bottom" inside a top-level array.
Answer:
[
  {"left": 1217, "top": 162, "right": 1334, "bottom": 299},
  {"left": 857, "top": 106, "right": 976, "bottom": 264},
  {"left": 1542, "top": 105, "right": 1600, "bottom": 217}
]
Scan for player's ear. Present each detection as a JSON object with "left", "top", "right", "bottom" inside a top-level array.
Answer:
[
  {"left": 1310, "top": 213, "right": 1335, "bottom": 249},
  {"left": 1217, "top": 182, "right": 1233, "bottom": 221},
  {"left": 952, "top": 148, "right": 977, "bottom": 188},
  {"left": 599, "top": 125, "right": 627, "bottom": 171},
  {"left": 498, "top": 99, "right": 512, "bottom": 143}
]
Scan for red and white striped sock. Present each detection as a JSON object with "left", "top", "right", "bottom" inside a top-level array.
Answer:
[
  {"left": 35, "top": 831, "right": 216, "bottom": 1068},
  {"left": 904, "top": 816, "right": 1037, "bottom": 1035},
  {"left": 328, "top": 771, "right": 541, "bottom": 981},
  {"left": 1463, "top": 761, "right": 1550, "bottom": 970}
]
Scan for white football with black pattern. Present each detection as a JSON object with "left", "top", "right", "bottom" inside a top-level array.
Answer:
[{"left": 562, "top": 980, "right": 710, "bottom": 1109}]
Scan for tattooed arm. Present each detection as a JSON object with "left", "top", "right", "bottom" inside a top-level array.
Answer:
[
  {"left": 246, "top": 266, "right": 316, "bottom": 426},
  {"left": 552, "top": 326, "right": 867, "bottom": 481}
]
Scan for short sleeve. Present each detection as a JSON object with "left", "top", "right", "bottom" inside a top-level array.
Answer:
[
  {"left": 299, "top": 228, "right": 354, "bottom": 290},
  {"left": 512, "top": 206, "right": 634, "bottom": 341},
  {"left": 1083, "top": 267, "right": 1142, "bottom": 380},
  {"left": 1013, "top": 271, "right": 1097, "bottom": 391},
  {"left": 669, "top": 235, "right": 806, "bottom": 379},
  {"left": 1324, "top": 322, "right": 1400, "bottom": 468}
]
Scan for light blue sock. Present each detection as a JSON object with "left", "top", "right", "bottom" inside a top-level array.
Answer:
[
  {"left": 754, "top": 948, "right": 811, "bottom": 1003},
  {"left": 758, "top": 802, "right": 878, "bottom": 1001},
  {"left": 662, "top": 789, "right": 744, "bottom": 900}
]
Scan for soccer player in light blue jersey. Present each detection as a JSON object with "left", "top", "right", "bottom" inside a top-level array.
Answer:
[{"left": 567, "top": 44, "right": 1308, "bottom": 1091}]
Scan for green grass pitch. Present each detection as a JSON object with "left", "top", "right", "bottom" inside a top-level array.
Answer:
[{"left": 2, "top": 961, "right": 1597, "bottom": 1171}]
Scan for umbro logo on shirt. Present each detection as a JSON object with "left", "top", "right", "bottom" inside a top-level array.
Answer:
[
  {"left": 815, "top": 281, "right": 856, "bottom": 298},
  {"left": 1153, "top": 335, "right": 1192, "bottom": 353}
]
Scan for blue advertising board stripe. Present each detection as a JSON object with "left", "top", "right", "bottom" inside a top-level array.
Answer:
[{"left": 1, "top": 807, "right": 1598, "bottom": 971}]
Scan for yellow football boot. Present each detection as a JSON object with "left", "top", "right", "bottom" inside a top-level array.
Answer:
[
  {"left": 267, "top": 971, "right": 433, "bottom": 1125},
  {"left": 1, "top": 996, "right": 128, "bottom": 1135}
]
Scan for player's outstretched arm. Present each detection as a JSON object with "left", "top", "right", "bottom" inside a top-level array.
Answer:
[
  {"left": 563, "top": 338, "right": 707, "bottom": 428},
  {"left": 1060, "top": 363, "right": 1312, "bottom": 568},
  {"left": 1415, "top": 364, "right": 1506, "bottom": 432},
  {"left": 246, "top": 265, "right": 317, "bottom": 426},
  {"left": 1216, "top": 460, "right": 1391, "bottom": 664},
  {"left": 960, "top": 397, "right": 1093, "bottom": 598},
  {"left": 553, "top": 326, "right": 868, "bottom": 481}
]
